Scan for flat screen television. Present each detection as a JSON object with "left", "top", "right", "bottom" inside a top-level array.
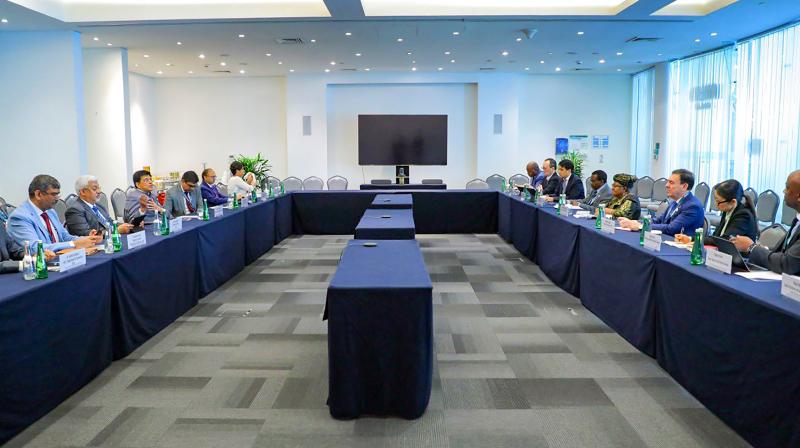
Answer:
[{"left": 358, "top": 115, "right": 447, "bottom": 165}]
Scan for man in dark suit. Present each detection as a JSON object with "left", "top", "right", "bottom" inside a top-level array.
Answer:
[
  {"left": 65, "top": 175, "right": 136, "bottom": 236},
  {"left": 577, "top": 170, "right": 612, "bottom": 212},
  {"left": 165, "top": 171, "right": 203, "bottom": 217},
  {"left": 619, "top": 169, "right": 705, "bottom": 236},
  {"left": 545, "top": 159, "right": 585, "bottom": 201},
  {"left": 732, "top": 170, "right": 800, "bottom": 274},
  {"left": 540, "top": 158, "right": 560, "bottom": 196}
]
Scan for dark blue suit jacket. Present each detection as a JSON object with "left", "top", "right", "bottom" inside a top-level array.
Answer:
[
  {"left": 651, "top": 191, "right": 705, "bottom": 236},
  {"left": 550, "top": 174, "right": 585, "bottom": 200}
]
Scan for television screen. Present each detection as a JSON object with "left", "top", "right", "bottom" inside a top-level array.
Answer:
[{"left": 358, "top": 115, "right": 448, "bottom": 165}]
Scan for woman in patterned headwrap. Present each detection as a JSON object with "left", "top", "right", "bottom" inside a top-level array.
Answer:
[{"left": 599, "top": 173, "right": 641, "bottom": 220}]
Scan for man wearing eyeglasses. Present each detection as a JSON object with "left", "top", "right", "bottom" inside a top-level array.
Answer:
[
  {"left": 7, "top": 174, "right": 103, "bottom": 252},
  {"left": 200, "top": 168, "right": 229, "bottom": 207},
  {"left": 165, "top": 171, "right": 203, "bottom": 218},
  {"left": 124, "top": 170, "right": 169, "bottom": 224}
]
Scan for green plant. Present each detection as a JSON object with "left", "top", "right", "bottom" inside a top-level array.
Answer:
[
  {"left": 234, "top": 153, "right": 272, "bottom": 189},
  {"left": 561, "top": 151, "right": 588, "bottom": 179}
]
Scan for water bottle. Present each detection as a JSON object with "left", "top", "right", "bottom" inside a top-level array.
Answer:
[
  {"left": 280, "top": 182, "right": 285, "bottom": 196},
  {"left": 22, "top": 241, "right": 35, "bottom": 280},
  {"left": 104, "top": 232, "right": 114, "bottom": 254},
  {"left": 251, "top": 188, "right": 258, "bottom": 204},
  {"left": 639, "top": 215, "right": 650, "bottom": 245},
  {"left": 160, "top": 210, "right": 170, "bottom": 236},
  {"left": 596, "top": 207, "right": 605, "bottom": 229},
  {"left": 112, "top": 222, "right": 122, "bottom": 252},
  {"left": 268, "top": 182, "right": 274, "bottom": 198},
  {"left": 690, "top": 228, "right": 705, "bottom": 265},
  {"left": 202, "top": 199, "right": 209, "bottom": 221},
  {"left": 35, "top": 241, "right": 48, "bottom": 279},
  {"left": 153, "top": 210, "right": 161, "bottom": 236},
  {"left": 559, "top": 194, "right": 566, "bottom": 206}
]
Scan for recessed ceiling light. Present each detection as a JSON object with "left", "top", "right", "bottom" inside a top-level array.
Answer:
[
  {"left": 452, "top": 31, "right": 460, "bottom": 36},
  {"left": 330, "top": 61, "right": 336, "bottom": 65},
  {"left": 176, "top": 42, "right": 182, "bottom": 45},
  {"left": 710, "top": 32, "right": 718, "bottom": 37},
  {"left": 437, "top": 67, "right": 443, "bottom": 71},
  {"left": 166, "top": 63, "right": 173, "bottom": 66},
  {"left": 156, "top": 70, "right": 163, "bottom": 75},
  {"left": 1, "top": 18, "right": 7, "bottom": 24},
  {"left": 412, "top": 67, "right": 417, "bottom": 71},
  {"left": 501, "top": 51, "right": 509, "bottom": 56},
  {"left": 93, "top": 36, "right": 99, "bottom": 41},
  {"left": 355, "top": 53, "right": 362, "bottom": 56},
  {"left": 577, "top": 31, "right": 584, "bottom": 35},
  {"left": 278, "top": 61, "right": 283, "bottom": 65},
  {"left": 598, "top": 59, "right": 606, "bottom": 64},
  {"left": 198, "top": 54, "right": 205, "bottom": 59},
  {"left": 694, "top": 38, "right": 701, "bottom": 42},
  {"left": 516, "top": 37, "right": 523, "bottom": 42},
  {"left": 444, "top": 51, "right": 451, "bottom": 55},
  {"left": 143, "top": 54, "right": 150, "bottom": 58},
  {"left": 539, "top": 60, "right": 545, "bottom": 64},
  {"left": 324, "top": 68, "right": 330, "bottom": 73},
  {"left": 188, "top": 70, "right": 193, "bottom": 74},
  {"left": 266, "top": 53, "right": 272, "bottom": 57},
  {"left": 396, "top": 38, "right": 404, "bottom": 42},
  {"left": 310, "top": 39, "right": 316, "bottom": 43},
  {"left": 289, "top": 69, "right": 295, "bottom": 72},
  {"left": 345, "top": 32, "right": 352, "bottom": 36},
  {"left": 555, "top": 67, "right": 561, "bottom": 72},
  {"left": 616, "top": 51, "right": 623, "bottom": 56},
  {"left": 407, "top": 51, "right": 412, "bottom": 55},
  {"left": 238, "top": 34, "right": 245, "bottom": 38},
  {"left": 220, "top": 61, "right": 227, "bottom": 66},
  {"left": 239, "top": 69, "right": 246, "bottom": 74},
  {"left": 450, "top": 59, "right": 456, "bottom": 63},
  {"left": 617, "top": 68, "right": 622, "bottom": 72},
  {"left": 134, "top": 64, "right": 139, "bottom": 67},
  {"left": 106, "top": 43, "right": 113, "bottom": 46},
  {"left": 548, "top": 52, "right": 553, "bottom": 55},
  {"left": 657, "top": 53, "right": 663, "bottom": 56},
  {"left": 365, "top": 68, "right": 371, "bottom": 71},
  {"left": 524, "top": 67, "right": 530, "bottom": 71}
]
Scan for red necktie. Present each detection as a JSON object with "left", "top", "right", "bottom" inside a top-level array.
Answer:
[
  {"left": 184, "top": 192, "right": 195, "bottom": 213},
  {"left": 40, "top": 212, "right": 57, "bottom": 243}
]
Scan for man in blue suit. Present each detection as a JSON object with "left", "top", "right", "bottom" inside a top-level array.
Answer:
[
  {"left": 544, "top": 159, "right": 585, "bottom": 201},
  {"left": 619, "top": 169, "right": 705, "bottom": 236},
  {"left": 8, "top": 175, "right": 103, "bottom": 252}
]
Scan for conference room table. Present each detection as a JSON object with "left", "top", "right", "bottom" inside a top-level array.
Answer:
[
  {"left": 497, "top": 191, "right": 800, "bottom": 448},
  {"left": 326, "top": 239, "right": 433, "bottom": 420},
  {"left": 370, "top": 193, "right": 413, "bottom": 209},
  {"left": 354, "top": 208, "right": 416, "bottom": 240},
  {"left": 359, "top": 183, "right": 447, "bottom": 190}
]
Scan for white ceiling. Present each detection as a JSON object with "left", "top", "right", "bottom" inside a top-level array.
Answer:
[{"left": 1, "top": 0, "right": 799, "bottom": 77}]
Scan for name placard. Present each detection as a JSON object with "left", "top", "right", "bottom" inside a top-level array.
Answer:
[
  {"left": 169, "top": 217, "right": 183, "bottom": 233},
  {"left": 59, "top": 249, "right": 86, "bottom": 273},
  {"left": 127, "top": 231, "right": 147, "bottom": 250},
  {"left": 213, "top": 206, "right": 223, "bottom": 218},
  {"left": 706, "top": 249, "right": 732, "bottom": 274},
  {"left": 559, "top": 206, "right": 570, "bottom": 217},
  {"left": 781, "top": 274, "right": 800, "bottom": 302},
  {"left": 601, "top": 217, "right": 616, "bottom": 234},
  {"left": 643, "top": 232, "right": 662, "bottom": 251}
]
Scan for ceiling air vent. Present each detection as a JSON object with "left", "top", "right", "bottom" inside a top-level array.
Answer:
[
  {"left": 573, "top": 68, "right": 593, "bottom": 71},
  {"left": 340, "top": 68, "right": 358, "bottom": 72},
  {"left": 626, "top": 36, "right": 662, "bottom": 43},
  {"left": 276, "top": 38, "right": 305, "bottom": 45},
  {"left": 213, "top": 70, "right": 231, "bottom": 74},
  {"left": 479, "top": 67, "right": 496, "bottom": 71}
]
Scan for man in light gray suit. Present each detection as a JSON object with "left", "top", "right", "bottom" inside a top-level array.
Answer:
[
  {"left": 65, "top": 175, "right": 137, "bottom": 236},
  {"left": 164, "top": 171, "right": 203, "bottom": 218},
  {"left": 577, "top": 170, "right": 612, "bottom": 213},
  {"left": 125, "top": 170, "right": 169, "bottom": 224}
]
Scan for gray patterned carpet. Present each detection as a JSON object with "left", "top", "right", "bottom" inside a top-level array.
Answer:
[{"left": 6, "top": 234, "right": 751, "bottom": 448}]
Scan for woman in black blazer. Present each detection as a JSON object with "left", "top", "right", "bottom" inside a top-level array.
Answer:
[{"left": 711, "top": 179, "right": 758, "bottom": 240}]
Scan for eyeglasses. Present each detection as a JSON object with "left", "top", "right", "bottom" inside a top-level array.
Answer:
[
  {"left": 716, "top": 198, "right": 733, "bottom": 205},
  {"left": 42, "top": 191, "right": 60, "bottom": 198},
  {"left": 185, "top": 183, "right": 197, "bottom": 189}
]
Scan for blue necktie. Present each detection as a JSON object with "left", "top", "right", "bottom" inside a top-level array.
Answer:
[{"left": 91, "top": 205, "right": 109, "bottom": 228}]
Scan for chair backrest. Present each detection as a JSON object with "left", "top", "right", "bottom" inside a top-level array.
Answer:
[
  {"left": 656, "top": 200, "right": 670, "bottom": 217},
  {"left": 216, "top": 182, "right": 228, "bottom": 197},
  {"left": 110, "top": 188, "right": 126, "bottom": 220},
  {"left": 53, "top": 199, "right": 67, "bottom": 223},
  {"left": 694, "top": 182, "right": 710, "bottom": 211},
  {"left": 0, "top": 196, "right": 6, "bottom": 208},
  {"left": 283, "top": 176, "right": 303, "bottom": 192},
  {"left": 302, "top": 176, "right": 324, "bottom": 191},
  {"left": 371, "top": 179, "right": 392, "bottom": 185},
  {"left": 758, "top": 223, "right": 788, "bottom": 252},
  {"left": 465, "top": 178, "right": 489, "bottom": 190},
  {"left": 708, "top": 186, "right": 719, "bottom": 212},
  {"left": 266, "top": 176, "right": 281, "bottom": 190},
  {"left": 508, "top": 173, "right": 529, "bottom": 186},
  {"left": 64, "top": 193, "right": 79, "bottom": 209},
  {"left": 421, "top": 179, "right": 443, "bottom": 185},
  {"left": 485, "top": 174, "right": 506, "bottom": 192},
  {"left": 651, "top": 178, "right": 668, "bottom": 202},
  {"left": 97, "top": 192, "right": 110, "bottom": 214},
  {"left": 702, "top": 216, "right": 710, "bottom": 237},
  {"left": 635, "top": 176, "right": 654, "bottom": 200},
  {"left": 756, "top": 189, "right": 779, "bottom": 225},
  {"left": 744, "top": 187, "right": 758, "bottom": 208},
  {"left": 781, "top": 202, "right": 795, "bottom": 227},
  {"left": 327, "top": 175, "right": 348, "bottom": 191},
  {"left": 584, "top": 177, "right": 592, "bottom": 195}
]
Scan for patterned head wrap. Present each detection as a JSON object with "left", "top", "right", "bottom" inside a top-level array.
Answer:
[{"left": 613, "top": 173, "right": 637, "bottom": 190}]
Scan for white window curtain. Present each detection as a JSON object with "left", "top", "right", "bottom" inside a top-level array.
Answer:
[
  {"left": 732, "top": 23, "right": 800, "bottom": 212},
  {"left": 667, "top": 47, "right": 735, "bottom": 190},
  {"left": 630, "top": 68, "right": 655, "bottom": 177}
]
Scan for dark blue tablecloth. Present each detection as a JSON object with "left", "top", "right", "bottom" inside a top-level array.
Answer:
[
  {"left": 354, "top": 209, "right": 416, "bottom": 240},
  {"left": 274, "top": 193, "right": 293, "bottom": 242},
  {"left": 497, "top": 192, "right": 513, "bottom": 242},
  {"left": 0, "top": 257, "right": 113, "bottom": 444},
  {"left": 359, "top": 184, "right": 446, "bottom": 190},
  {"left": 197, "top": 208, "right": 247, "bottom": 297},
  {"left": 509, "top": 196, "right": 537, "bottom": 260},
  {"left": 326, "top": 240, "right": 433, "bottom": 419},
  {"left": 535, "top": 206, "right": 581, "bottom": 296},
  {"left": 110, "top": 223, "right": 201, "bottom": 359},
  {"left": 654, "top": 256, "right": 800, "bottom": 448},
  {"left": 370, "top": 194, "right": 413, "bottom": 209},
  {"left": 244, "top": 199, "right": 276, "bottom": 264}
]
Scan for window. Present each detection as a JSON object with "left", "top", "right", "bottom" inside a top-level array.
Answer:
[{"left": 630, "top": 68, "right": 655, "bottom": 176}]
